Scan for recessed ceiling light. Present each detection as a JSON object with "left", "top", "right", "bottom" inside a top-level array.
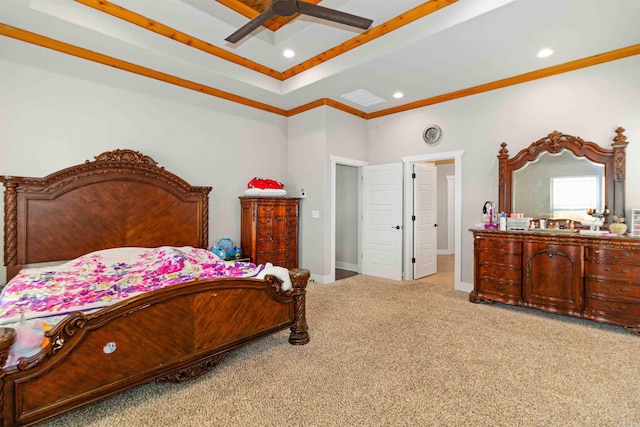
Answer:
[
  {"left": 393, "top": 92, "right": 404, "bottom": 99},
  {"left": 537, "top": 48, "right": 554, "bottom": 58},
  {"left": 283, "top": 49, "right": 295, "bottom": 58}
]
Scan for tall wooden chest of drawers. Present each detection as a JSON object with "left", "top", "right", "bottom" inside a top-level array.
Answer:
[{"left": 239, "top": 197, "right": 299, "bottom": 269}]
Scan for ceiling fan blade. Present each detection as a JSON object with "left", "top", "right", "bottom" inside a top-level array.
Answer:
[
  {"left": 225, "top": 7, "right": 277, "bottom": 44},
  {"left": 296, "top": 1, "right": 373, "bottom": 30}
]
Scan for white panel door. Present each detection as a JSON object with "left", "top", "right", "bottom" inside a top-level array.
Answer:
[
  {"left": 362, "top": 163, "right": 403, "bottom": 281},
  {"left": 414, "top": 163, "right": 437, "bottom": 279}
]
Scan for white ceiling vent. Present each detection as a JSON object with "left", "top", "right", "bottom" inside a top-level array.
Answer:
[{"left": 340, "top": 89, "right": 386, "bottom": 107}]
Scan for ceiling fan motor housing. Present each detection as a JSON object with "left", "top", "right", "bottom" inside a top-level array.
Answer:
[
  {"left": 225, "top": 0, "right": 372, "bottom": 43},
  {"left": 272, "top": 0, "right": 298, "bottom": 16}
]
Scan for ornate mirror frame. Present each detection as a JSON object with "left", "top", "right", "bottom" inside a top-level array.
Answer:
[{"left": 498, "top": 127, "right": 628, "bottom": 221}]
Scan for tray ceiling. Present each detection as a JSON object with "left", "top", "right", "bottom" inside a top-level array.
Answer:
[{"left": 0, "top": 0, "right": 638, "bottom": 117}]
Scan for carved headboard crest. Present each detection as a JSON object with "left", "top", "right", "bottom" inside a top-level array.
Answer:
[{"left": 91, "top": 149, "right": 159, "bottom": 166}]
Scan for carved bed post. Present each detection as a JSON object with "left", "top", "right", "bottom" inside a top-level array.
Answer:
[
  {"left": 611, "top": 127, "right": 627, "bottom": 218},
  {"left": 288, "top": 268, "right": 310, "bottom": 345},
  {"left": 202, "top": 196, "right": 210, "bottom": 249},
  {"left": 2, "top": 178, "right": 20, "bottom": 281}
]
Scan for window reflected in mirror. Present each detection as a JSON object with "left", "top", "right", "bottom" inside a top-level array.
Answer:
[
  {"left": 512, "top": 150, "right": 604, "bottom": 221},
  {"left": 550, "top": 176, "right": 601, "bottom": 222}
]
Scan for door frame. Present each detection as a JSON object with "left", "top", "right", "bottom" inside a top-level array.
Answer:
[
  {"left": 330, "top": 155, "right": 368, "bottom": 284},
  {"left": 445, "top": 175, "right": 455, "bottom": 255},
  {"left": 403, "top": 150, "right": 464, "bottom": 290},
  {"left": 330, "top": 151, "right": 464, "bottom": 291}
]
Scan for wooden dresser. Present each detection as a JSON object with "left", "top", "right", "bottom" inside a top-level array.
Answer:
[
  {"left": 239, "top": 197, "right": 299, "bottom": 269},
  {"left": 470, "top": 229, "right": 640, "bottom": 335}
]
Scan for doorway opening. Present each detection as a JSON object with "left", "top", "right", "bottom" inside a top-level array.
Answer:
[
  {"left": 330, "top": 155, "right": 368, "bottom": 284},
  {"left": 330, "top": 150, "right": 463, "bottom": 290},
  {"left": 403, "top": 150, "right": 464, "bottom": 290},
  {"left": 335, "top": 163, "right": 360, "bottom": 281}
]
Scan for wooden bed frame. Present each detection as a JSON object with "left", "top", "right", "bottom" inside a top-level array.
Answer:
[{"left": 0, "top": 149, "right": 310, "bottom": 426}]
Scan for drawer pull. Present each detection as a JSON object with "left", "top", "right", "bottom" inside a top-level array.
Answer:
[
  {"left": 604, "top": 285, "right": 629, "bottom": 295},
  {"left": 603, "top": 267, "right": 629, "bottom": 276},
  {"left": 491, "top": 283, "right": 509, "bottom": 292},
  {"left": 594, "top": 249, "right": 630, "bottom": 260},
  {"left": 603, "top": 302, "right": 628, "bottom": 313},
  {"left": 606, "top": 252, "right": 631, "bottom": 260}
]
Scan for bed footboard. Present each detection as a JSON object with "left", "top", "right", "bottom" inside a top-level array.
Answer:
[{"left": 0, "top": 269, "right": 310, "bottom": 426}]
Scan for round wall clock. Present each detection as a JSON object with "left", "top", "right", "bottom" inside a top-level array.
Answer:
[{"left": 423, "top": 124, "right": 443, "bottom": 145}]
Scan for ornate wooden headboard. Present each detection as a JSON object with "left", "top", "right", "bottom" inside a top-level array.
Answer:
[{"left": 2, "top": 149, "right": 211, "bottom": 281}]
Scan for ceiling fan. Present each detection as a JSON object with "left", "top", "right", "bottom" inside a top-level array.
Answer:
[{"left": 225, "top": 0, "right": 373, "bottom": 44}]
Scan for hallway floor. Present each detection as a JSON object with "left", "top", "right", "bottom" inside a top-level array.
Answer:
[
  {"left": 335, "top": 254, "right": 454, "bottom": 286},
  {"left": 335, "top": 268, "right": 358, "bottom": 280},
  {"left": 422, "top": 254, "right": 454, "bottom": 286}
]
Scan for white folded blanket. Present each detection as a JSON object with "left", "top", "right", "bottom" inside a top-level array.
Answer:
[{"left": 255, "top": 263, "right": 292, "bottom": 291}]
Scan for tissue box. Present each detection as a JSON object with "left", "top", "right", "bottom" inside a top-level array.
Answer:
[{"left": 507, "top": 218, "right": 531, "bottom": 230}]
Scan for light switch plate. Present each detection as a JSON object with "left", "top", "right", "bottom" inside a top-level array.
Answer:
[{"left": 311, "top": 210, "right": 320, "bottom": 219}]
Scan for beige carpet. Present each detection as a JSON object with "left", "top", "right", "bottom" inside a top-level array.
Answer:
[{"left": 43, "top": 275, "right": 640, "bottom": 426}]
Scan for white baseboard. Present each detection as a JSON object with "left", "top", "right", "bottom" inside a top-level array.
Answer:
[
  {"left": 437, "top": 249, "right": 454, "bottom": 255},
  {"left": 456, "top": 281, "right": 473, "bottom": 293},
  {"left": 336, "top": 261, "right": 358, "bottom": 272},
  {"left": 310, "top": 272, "right": 333, "bottom": 284},
  {"left": 312, "top": 271, "right": 473, "bottom": 291}
]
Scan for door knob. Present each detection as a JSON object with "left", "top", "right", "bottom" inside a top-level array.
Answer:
[{"left": 391, "top": 225, "right": 401, "bottom": 229}]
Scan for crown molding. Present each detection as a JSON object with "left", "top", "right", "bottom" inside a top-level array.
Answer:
[{"left": 1, "top": 23, "right": 638, "bottom": 120}]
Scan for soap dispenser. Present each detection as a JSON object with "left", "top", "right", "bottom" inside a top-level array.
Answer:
[{"left": 499, "top": 212, "right": 507, "bottom": 231}]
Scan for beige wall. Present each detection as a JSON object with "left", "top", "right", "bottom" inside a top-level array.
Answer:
[
  {"left": 287, "top": 108, "right": 328, "bottom": 280},
  {"left": 1, "top": 40, "right": 638, "bottom": 288},
  {"left": 0, "top": 51, "right": 289, "bottom": 284},
  {"left": 367, "top": 55, "right": 640, "bottom": 286},
  {"left": 287, "top": 106, "right": 368, "bottom": 282}
]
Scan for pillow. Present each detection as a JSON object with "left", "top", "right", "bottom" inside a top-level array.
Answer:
[{"left": 247, "top": 177, "right": 284, "bottom": 189}]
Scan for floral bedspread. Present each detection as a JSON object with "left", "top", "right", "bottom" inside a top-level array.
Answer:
[{"left": 0, "top": 246, "right": 265, "bottom": 325}]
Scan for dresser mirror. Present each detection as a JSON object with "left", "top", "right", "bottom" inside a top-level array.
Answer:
[
  {"left": 498, "top": 127, "right": 628, "bottom": 224},
  {"left": 512, "top": 150, "right": 605, "bottom": 222}
]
